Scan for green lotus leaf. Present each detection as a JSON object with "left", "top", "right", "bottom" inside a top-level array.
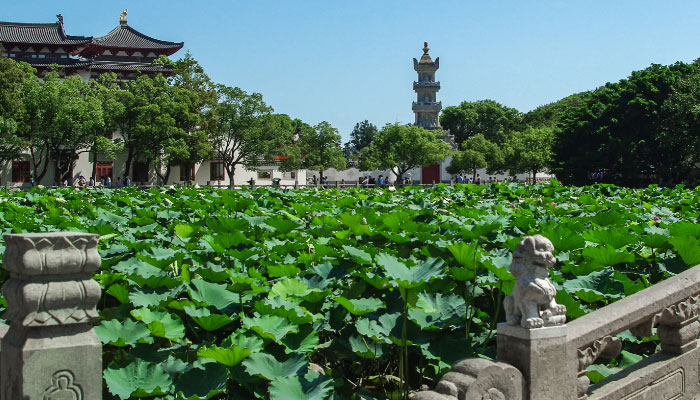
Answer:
[
  {"left": 189, "top": 279, "right": 240, "bottom": 311},
  {"left": 197, "top": 345, "right": 251, "bottom": 367},
  {"left": 104, "top": 359, "right": 172, "bottom": 399},
  {"left": 377, "top": 254, "right": 444, "bottom": 289},
  {"left": 242, "top": 314, "right": 299, "bottom": 341},
  {"left": 333, "top": 296, "right": 385, "bottom": 316},
  {"left": 95, "top": 319, "right": 152, "bottom": 347},
  {"left": 269, "top": 375, "right": 333, "bottom": 400},
  {"left": 131, "top": 308, "right": 185, "bottom": 341},
  {"left": 242, "top": 353, "right": 307, "bottom": 380}
]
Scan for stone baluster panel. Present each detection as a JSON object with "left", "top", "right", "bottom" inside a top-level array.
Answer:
[
  {"left": 0, "top": 233, "right": 102, "bottom": 400},
  {"left": 655, "top": 294, "right": 700, "bottom": 355}
]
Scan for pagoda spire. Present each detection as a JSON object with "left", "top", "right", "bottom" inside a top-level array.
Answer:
[{"left": 412, "top": 42, "right": 441, "bottom": 130}]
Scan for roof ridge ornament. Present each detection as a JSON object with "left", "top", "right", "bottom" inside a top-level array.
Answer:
[
  {"left": 120, "top": 9, "right": 128, "bottom": 24},
  {"left": 56, "top": 14, "right": 64, "bottom": 26},
  {"left": 423, "top": 41, "right": 429, "bottom": 55}
]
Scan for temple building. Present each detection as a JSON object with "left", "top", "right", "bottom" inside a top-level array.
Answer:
[
  {"left": 0, "top": 11, "right": 182, "bottom": 80},
  {"left": 0, "top": 12, "right": 306, "bottom": 188},
  {"left": 412, "top": 42, "right": 442, "bottom": 130}
]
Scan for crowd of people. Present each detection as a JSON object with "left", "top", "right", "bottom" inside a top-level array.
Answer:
[{"left": 47, "top": 175, "right": 132, "bottom": 189}]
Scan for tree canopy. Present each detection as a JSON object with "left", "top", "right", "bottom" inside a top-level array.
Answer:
[
  {"left": 343, "top": 120, "right": 377, "bottom": 158},
  {"left": 439, "top": 99, "right": 522, "bottom": 146},
  {"left": 359, "top": 123, "right": 452, "bottom": 182}
]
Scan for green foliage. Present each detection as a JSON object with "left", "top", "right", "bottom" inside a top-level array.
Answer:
[
  {"left": 359, "top": 123, "right": 452, "bottom": 181},
  {"left": 343, "top": 120, "right": 377, "bottom": 158},
  {"left": 297, "top": 120, "right": 346, "bottom": 180},
  {"left": 553, "top": 62, "right": 700, "bottom": 186},
  {"left": 439, "top": 99, "right": 523, "bottom": 145},
  {"left": 0, "top": 183, "right": 697, "bottom": 398}
]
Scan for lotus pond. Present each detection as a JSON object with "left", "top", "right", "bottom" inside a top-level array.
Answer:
[{"left": 0, "top": 182, "right": 699, "bottom": 399}]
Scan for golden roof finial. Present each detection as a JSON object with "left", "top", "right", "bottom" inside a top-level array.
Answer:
[{"left": 120, "top": 9, "right": 128, "bottom": 23}]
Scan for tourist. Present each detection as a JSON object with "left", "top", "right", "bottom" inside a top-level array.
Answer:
[
  {"left": 125, "top": 176, "right": 131, "bottom": 187},
  {"left": 456, "top": 175, "right": 464, "bottom": 184},
  {"left": 89, "top": 176, "right": 94, "bottom": 187},
  {"left": 30, "top": 176, "right": 34, "bottom": 187},
  {"left": 106, "top": 176, "right": 112, "bottom": 188},
  {"left": 378, "top": 175, "right": 384, "bottom": 186},
  {"left": 475, "top": 174, "right": 481, "bottom": 185},
  {"left": 117, "top": 177, "right": 123, "bottom": 187},
  {"left": 312, "top": 175, "right": 317, "bottom": 185}
]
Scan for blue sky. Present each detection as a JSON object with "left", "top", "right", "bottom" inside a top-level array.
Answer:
[{"left": 4, "top": 1, "right": 700, "bottom": 141}]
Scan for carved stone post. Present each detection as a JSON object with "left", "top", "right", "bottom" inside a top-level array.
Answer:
[
  {"left": 1, "top": 233, "right": 102, "bottom": 400},
  {"left": 497, "top": 324, "right": 569, "bottom": 400}
]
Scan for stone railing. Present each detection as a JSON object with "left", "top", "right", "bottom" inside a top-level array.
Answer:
[
  {"left": 417, "top": 235, "right": 700, "bottom": 400},
  {"left": 0, "top": 232, "right": 102, "bottom": 400}
]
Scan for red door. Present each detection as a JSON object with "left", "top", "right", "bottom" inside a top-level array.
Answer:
[
  {"left": 422, "top": 164, "right": 440, "bottom": 184},
  {"left": 95, "top": 161, "right": 113, "bottom": 182}
]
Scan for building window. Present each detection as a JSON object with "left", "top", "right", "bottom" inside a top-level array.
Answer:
[
  {"left": 257, "top": 170, "right": 272, "bottom": 180},
  {"left": 210, "top": 162, "right": 224, "bottom": 181},
  {"left": 12, "top": 161, "right": 31, "bottom": 182},
  {"left": 180, "top": 163, "right": 195, "bottom": 181},
  {"left": 283, "top": 171, "right": 296, "bottom": 180}
]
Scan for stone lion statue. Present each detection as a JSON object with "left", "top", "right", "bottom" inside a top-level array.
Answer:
[{"left": 504, "top": 235, "right": 566, "bottom": 328}]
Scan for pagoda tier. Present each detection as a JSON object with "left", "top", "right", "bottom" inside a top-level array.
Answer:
[
  {"left": 412, "top": 42, "right": 441, "bottom": 130},
  {"left": 0, "top": 15, "right": 91, "bottom": 59},
  {"left": 79, "top": 20, "right": 183, "bottom": 59}
]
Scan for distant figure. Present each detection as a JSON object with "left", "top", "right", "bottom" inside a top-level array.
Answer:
[
  {"left": 378, "top": 175, "right": 384, "bottom": 186},
  {"left": 125, "top": 176, "right": 131, "bottom": 187},
  {"left": 456, "top": 175, "right": 464, "bottom": 184},
  {"left": 476, "top": 174, "right": 481, "bottom": 185},
  {"left": 117, "top": 177, "right": 123, "bottom": 187},
  {"left": 341, "top": 178, "right": 345, "bottom": 185},
  {"left": 106, "top": 176, "right": 112, "bottom": 188},
  {"left": 312, "top": 175, "right": 317, "bottom": 185},
  {"left": 30, "top": 176, "right": 35, "bottom": 187},
  {"left": 89, "top": 177, "right": 94, "bottom": 187}
]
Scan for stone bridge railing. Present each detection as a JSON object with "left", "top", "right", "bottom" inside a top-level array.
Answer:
[
  {"left": 417, "top": 235, "right": 700, "bottom": 400},
  {"left": 0, "top": 232, "right": 102, "bottom": 400}
]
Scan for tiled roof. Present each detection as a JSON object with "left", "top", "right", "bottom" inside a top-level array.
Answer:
[
  {"left": 12, "top": 57, "right": 92, "bottom": 68},
  {"left": 91, "top": 23, "right": 183, "bottom": 53},
  {"left": 91, "top": 61, "right": 173, "bottom": 72},
  {"left": 0, "top": 21, "right": 91, "bottom": 46}
]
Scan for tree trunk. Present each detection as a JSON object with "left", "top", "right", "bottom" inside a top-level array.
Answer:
[
  {"left": 319, "top": 169, "right": 324, "bottom": 186},
  {"left": 123, "top": 147, "right": 134, "bottom": 178},
  {"left": 227, "top": 164, "right": 236, "bottom": 189},
  {"left": 532, "top": 168, "right": 537, "bottom": 185},
  {"left": 163, "top": 165, "right": 171, "bottom": 185},
  {"left": 91, "top": 148, "right": 97, "bottom": 180}
]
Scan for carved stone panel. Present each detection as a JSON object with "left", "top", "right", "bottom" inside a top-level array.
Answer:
[{"left": 43, "top": 370, "right": 83, "bottom": 400}]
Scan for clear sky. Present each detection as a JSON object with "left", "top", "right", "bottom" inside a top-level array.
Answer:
[{"left": 4, "top": 1, "right": 700, "bottom": 141}]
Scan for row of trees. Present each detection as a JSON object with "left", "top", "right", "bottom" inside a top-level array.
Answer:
[
  {"left": 433, "top": 59, "right": 700, "bottom": 187},
  {"left": 0, "top": 55, "right": 354, "bottom": 186},
  {"left": 1, "top": 54, "right": 457, "bottom": 186}
]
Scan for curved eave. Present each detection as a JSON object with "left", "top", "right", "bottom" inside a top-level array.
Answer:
[{"left": 79, "top": 42, "right": 183, "bottom": 58}]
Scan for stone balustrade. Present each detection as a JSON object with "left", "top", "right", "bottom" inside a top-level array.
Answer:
[
  {"left": 417, "top": 235, "right": 700, "bottom": 400},
  {"left": 0, "top": 232, "right": 103, "bottom": 400}
]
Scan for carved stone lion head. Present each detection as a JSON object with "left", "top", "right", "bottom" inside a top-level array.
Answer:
[{"left": 509, "top": 235, "right": 556, "bottom": 278}]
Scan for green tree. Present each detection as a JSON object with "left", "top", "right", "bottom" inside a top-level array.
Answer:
[
  {"left": 128, "top": 73, "right": 184, "bottom": 184},
  {"left": 0, "top": 58, "right": 33, "bottom": 163},
  {"left": 89, "top": 73, "right": 125, "bottom": 179},
  {"left": 506, "top": 127, "right": 554, "bottom": 183},
  {"left": 212, "top": 85, "right": 281, "bottom": 186},
  {"left": 298, "top": 121, "right": 346, "bottom": 182},
  {"left": 553, "top": 62, "right": 698, "bottom": 185},
  {"left": 24, "top": 72, "right": 104, "bottom": 183},
  {"left": 168, "top": 53, "right": 216, "bottom": 180},
  {"left": 446, "top": 134, "right": 498, "bottom": 181},
  {"left": 659, "top": 66, "right": 700, "bottom": 182},
  {"left": 343, "top": 120, "right": 377, "bottom": 158},
  {"left": 359, "top": 123, "right": 452, "bottom": 182},
  {"left": 439, "top": 99, "right": 522, "bottom": 145}
]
